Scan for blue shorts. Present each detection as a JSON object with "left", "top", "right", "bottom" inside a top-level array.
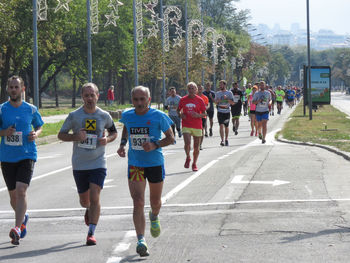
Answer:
[
  {"left": 256, "top": 112, "right": 269, "bottom": 122},
  {"left": 73, "top": 168, "right": 107, "bottom": 193}
]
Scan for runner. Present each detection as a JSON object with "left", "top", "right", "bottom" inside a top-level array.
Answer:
[
  {"left": 117, "top": 86, "right": 174, "bottom": 257},
  {"left": 0, "top": 76, "right": 44, "bottom": 245},
  {"left": 267, "top": 85, "right": 276, "bottom": 116},
  {"left": 197, "top": 84, "right": 209, "bottom": 150},
  {"left": 248, "top": 85, "right": 258, "bottom": 136},
  {"left": 215, "top": 80, "right": 234, "bottom": 146},
  {"left": 164, "top": 87, "right": 182, "bottom": 140},
  {"left": 286, "top": 87, "right": 295, "bottom": 108},
  {"left": 58, "top": 82, "right": 117, "bottom": 246},
  {"left": 252, "top": 81, "right": 271, "bottom": 144},
  {"left": 230, "top": 82, "right": 243, "bottom": 136},
  {"left": 241, "top": 86, "right": 248, "bottom": 116},
  {"left": 203, "top": 82, "right": 215, "bottom": 137},
  {"left": 275, "top": 85, "right": 285, "bottom": 114},
  {"left": 177, "top": 82, "right": 207, "bottom": 171}
]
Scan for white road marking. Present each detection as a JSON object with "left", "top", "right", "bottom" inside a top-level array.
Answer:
[
  {"left": 231, "top": 175, "right": 290, "bottom": 186},
  {"left": 106, "top": 231, "right": 135, "bottom": 263}
]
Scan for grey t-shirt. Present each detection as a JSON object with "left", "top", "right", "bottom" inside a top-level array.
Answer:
[
  {"left": 59, "top": 106, "right": 115, "bottom": 170},
  {"left": 253, "top": 90, "right": 271, "bottom": 112},
  {"left": 216, "top": 90, "right": 234, "bottom": 113},
  {"left": 165, "top": 95, "right": 181, "bottom": 116}
]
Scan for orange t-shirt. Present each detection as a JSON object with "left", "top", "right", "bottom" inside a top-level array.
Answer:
[{"left": 200, "top": 94, "right": 209, "bottom": 119}]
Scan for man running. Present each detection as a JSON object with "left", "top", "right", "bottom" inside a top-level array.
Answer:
[
  {"left": 230, "top": 82, "right": 243, "bottom": 135},
  {"left": 275, "top": 85, "right": 285, "bottom": 114},
  {"left": 58, "top": 82, "right": 117, "bottom": 246},
  {"left": 197, "top": 84, "right": 209, "bottom": 150},
  {"left": 267, "top": 85, "right": 276, "bottom": 116},
  {"left": 117, "top": 86, "right": 174, "bottom": 257},
  {"left": 164, "top": 87, "right": 182, "bottom": 139},
  {"left": 177, "top": 82, "right": 207, "bottom": 171},
  {"left": 0, "top": 76, "right": 44, "bottom": 245},
  {"left": 253, "top": 81, "right": 271, "bottom": 144},
  {"left": 203, "top": 82, "right": 215, "bottom": 137},
  {"left": 215, "top": 80, "right": 234, "bottom": 146}
]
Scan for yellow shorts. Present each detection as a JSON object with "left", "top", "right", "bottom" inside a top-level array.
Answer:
[{"left": 182, "top": 127, "right": 203, "bottom": 137}]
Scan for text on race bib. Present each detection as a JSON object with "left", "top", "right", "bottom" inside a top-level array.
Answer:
[
  {"left": 130, "top": 127, "right": 150, "bottom": 151},
  {"left": 5, "top": 131, "right": 23, "bottom": 146},
  {"left": 78, "top": 134, "right": 98, "bottom": 149}
]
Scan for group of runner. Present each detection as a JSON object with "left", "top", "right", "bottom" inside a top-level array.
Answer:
[
  {"left": 0, "top": 77, "right": 173, "bottom": 258},
  {"left": 0, "top": 76, "right": 300, "bottom": 257}
]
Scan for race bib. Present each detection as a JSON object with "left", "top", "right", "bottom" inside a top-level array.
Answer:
[
  {"left": 5, "top": 131, "right": 23, "bottom": 146},
  {"left": 130, "top": 127, "right": 150, "bottom": 151},
  {"left": 78, "top": 134, "right": 98, "bottom": 149},
  {"left": 233, "top": 95, "right": 240, "bottom": 103}
]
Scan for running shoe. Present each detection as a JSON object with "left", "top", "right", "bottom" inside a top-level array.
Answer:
[
  {"left": 272, "top": 112, "right": 274, "bottom": 116},
  {"left": 136, "top": 239, "right": 150, "bottom": 257},
  {"left": 84, "top": 208, "right": 89, "bottom": 226},
  {"left": 9, "top": 227, "right": 21, "bottom": 245},
  {"left": 178, "top": 131, "right": 182, "bottom": 138},
  {"left": 225, "top": 140, "right": 229, "bottom": 146},
  {"left": 209, "top": 128, "right": 213, "bottom": 136},
  {"left": 200, "top": 145, "right": 203, "bottom": 150},
  {"left": 250, "top": 131, "right": 254, "bottom": 136},
  {"left": 262, "top": 139, "right": 266, "bottom": 144},
  {"left": 192, "top": 163, "right": 198, "bottom": 171},
  {"left": 205, "top": 132, "right": 208, "bottom": 137},
  {"left": 255, "top": 131, "right": 258, "bottom": 136},
  {"left": 235, "top": 131, "right": 238, "bottom": 136},
  {"left": 184, "top": 157, "right": 191, "bottom": 168},
  {"left": 86, "top": 234, "right": 97, "bottom": 246},
  {"left": 258, "top": 134, "right": 262, "bottom": 140},
  {"left": 20, "top": 213, "right": 29, "bottom": 238},
  {"left": 149, "top": 211, "right": 161, "bottom": 238},
  {"left": 232, "top": 126, "right": 236, "bottom": 132},
  {"left": 220, "top": 141, "right": 224, "bottom": 146}
]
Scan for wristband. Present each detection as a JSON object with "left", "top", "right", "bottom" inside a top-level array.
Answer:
[{"left": 120, "top": 138, "right": 127, "bottom": 146}]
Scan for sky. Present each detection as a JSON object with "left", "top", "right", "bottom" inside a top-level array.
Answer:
[{"left": 234, "top": 0, "right": 350, "bottom": 35}]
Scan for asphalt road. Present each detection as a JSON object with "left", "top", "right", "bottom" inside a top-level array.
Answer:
[{"left": 1, "top": 97, "right": 350, "bottom": 263}]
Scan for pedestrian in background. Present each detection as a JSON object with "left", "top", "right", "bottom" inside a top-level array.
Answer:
[
  {"left": 0, "top": 76, "right": 44, "bottom": 245},
  {"left": 107, "top": 85, "right": 115, "bottom": 106}
]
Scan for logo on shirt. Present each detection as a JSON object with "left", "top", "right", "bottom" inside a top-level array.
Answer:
[
  {"left": 85, "top": 119, "right": 97, "bottom": 131},
  {"left": 185, "top": 103, "right": 196, "bottom": 110},
  {"left": 130, "top": 127, "right": 149, "bottom": 134},
  {"left": 146, "top": 120, "right": 151, "bottom": 125}
]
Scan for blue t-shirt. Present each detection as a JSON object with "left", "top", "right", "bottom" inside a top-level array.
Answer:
[
  {"left": 0, "top": 101, "right": 44, "bottom": 162},
  {"left": 120, "top": 108, "right": 173, "bottom": 167}
]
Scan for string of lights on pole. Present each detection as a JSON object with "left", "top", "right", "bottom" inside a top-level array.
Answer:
[
  {"left": 144, "top": 0, "right": 162, "bottom": 39},
  {"left": 37, "top": 0, "right": 48, "bottom": 21},
  {"left": 188, "top": 19, "right": 203, "bottom": 59},
  {"left": 163, "top": 6, "right": 184, "bottom": 51},
  {"left": 105, "top": 0, "right": 124, "bottom": 27}
]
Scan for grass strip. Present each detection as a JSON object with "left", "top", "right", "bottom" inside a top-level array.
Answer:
[{"left": 280, "top": 102, "right": 350, "bottom": 152}]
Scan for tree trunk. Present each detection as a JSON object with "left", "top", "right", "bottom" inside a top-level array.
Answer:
[
  {"left": 54, "top": 76, "right": 59, "bottom": 107},
  {"left": 72, "top": 74, "right": 76, "bottom": 108}
]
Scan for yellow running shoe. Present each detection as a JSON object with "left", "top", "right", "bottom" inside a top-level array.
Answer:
[{"left": 149, "top": 211, "right": 161, "bottom": 238}]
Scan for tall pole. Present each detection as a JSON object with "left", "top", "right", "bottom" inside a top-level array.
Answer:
[
  {"left": 200, "top": 0, "right": 204, "bottom": 87},
  {"left": 306, "top": 0, "right": 312, "bottom": 120},
  {"left": 185, "top": 0, "right": 189, "bottom": 84},
  {"left": 33, "top": 0, "right": 39, "bottom": 107},
  {"left": 87, "top": 0, "right": 92, "bottom": 82},
  {"left": 213, "top": 47, "right": 216, "bottom": 91},
  {"left": 133, "top": 0, "right": 139, "bottom": 86},
  {"left": 160, "top": 0, "right": 166, "bottom": 104}
]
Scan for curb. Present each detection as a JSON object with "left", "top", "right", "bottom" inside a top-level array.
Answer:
[{"left": 276, "top": 135, "right": 350, "bottom": 162}]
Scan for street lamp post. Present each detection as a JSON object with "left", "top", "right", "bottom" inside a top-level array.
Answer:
[
  {"left": 32, "top": 0, "right": 39, "bottom": 107},
  {"left": 133, "top": 0, "right": 139, "bottom": 86},
  {"left": 185, "top": 0, "right": 189, "bottom": 84},
  {"left": 306, "top": 0, "right": 312, "bottom": 120},
  {"left": 87, "top": 0, "right": 92, "bottom": 82}
]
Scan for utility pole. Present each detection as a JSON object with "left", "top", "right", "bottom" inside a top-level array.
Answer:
[
  {"left": 33, "top": 0, "right": 39, "bottom": 107},
  {"left": 306, "top": 0, "right": 312, "bottom": 120}
]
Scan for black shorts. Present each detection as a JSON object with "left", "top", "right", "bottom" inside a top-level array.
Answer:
[
  {"left": 231, "top": 104, "right": 242, "bottom": 118},
  {"left": 249, "top": 110, "right": 256, "bottom": 115},
  {"left": 202, "top": 118, "right": 206, "bottom": 128},
  {"left": 277, "top": 101, "right": 283, "bottom": 106},
  {"left": 128, "top": 165, "right": 165, "bottom": 183},
  {"left": 1, "top": 159, "right": 35, "bottom": 191},
  {"left": 206, "top": 110, "right": 214, "bottom": 119},
  {"left": 217, "top": 112, "right": 230, "bottom": 127}
]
